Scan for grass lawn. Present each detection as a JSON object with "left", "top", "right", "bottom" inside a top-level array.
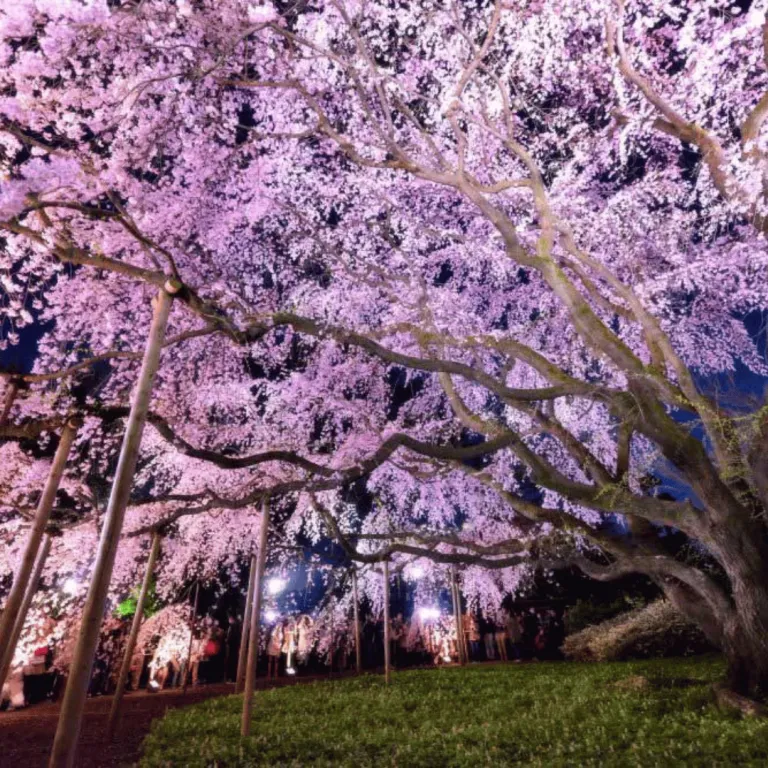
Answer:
[{"left": 139, "top": 656, "right": 768, "bottom": 767}]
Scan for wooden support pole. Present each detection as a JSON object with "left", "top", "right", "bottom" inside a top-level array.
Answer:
[
  {"left": 241, "top": 496, "right": 270, "bottom": 738},
  {"left": 383, "top": 560, "right": 391, "bottom": 685},
  {"left": 0, "top": 534, "right": 52, "bottom": 683},
  {"left": 235, "top": 553, "right": 257, "bottom": 693},
  {"left": 49, "top": 281, "right": 179, "bottom": 768},
  {"left": 328, "top": 599, "right": 335, "bottom": 679},
  {"left": 181, "top": 581, "right": 200, "bottom": 694},
  {"left": 352, "top": 569, "right": 362, "bottom": 675},
  {"left": 450, "top": 566, "right": 467, "bottom": 665},
  {"left": 107, "top": 531, "right": 161, "bottom": 737},
  {"left": 0, "top": 419, "right": 79, "bottom": 686}
]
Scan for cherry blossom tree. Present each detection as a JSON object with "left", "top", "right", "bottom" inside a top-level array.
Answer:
[{"left": 4, "top": 0, "right": 768, "bottom": 704}]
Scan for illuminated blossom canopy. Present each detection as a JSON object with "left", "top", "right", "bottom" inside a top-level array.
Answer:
[{"left": 3, "top": 0, "right": 768, "bottom": 697}]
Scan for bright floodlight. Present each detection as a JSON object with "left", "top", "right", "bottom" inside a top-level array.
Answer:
[
  {"left": 418, "top": 606, "right": 440, "bottom": 621},
  {"left": 264, "top": 609, "right": 278, "bottom": 622},
  {"left": 286, "top": 666, "right": 297, "bottom": 675},
  {"left": 63, "top": 577, "right": 79, "bottom": 596},
  {"left": 267, "top": 577, "right": 286, "bottom": 595},
  {"left": 410, "top": 566, "right": 424, "bottom": 580}
]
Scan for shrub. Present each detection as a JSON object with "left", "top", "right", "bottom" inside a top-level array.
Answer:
[
  {"left": 564, "top": 595, "right": 647, "bottom": 635},
  {"left": 562, "top": 599, "right": 713, "bottom": 662}
]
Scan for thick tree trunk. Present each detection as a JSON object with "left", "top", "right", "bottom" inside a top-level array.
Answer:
[
  {"left": 711, "top": 521, "right": 768, "bottom": 700},
  {"left": 720, "top": 589, "right": 768, "bottom": 699},
  {"left": 659, "top": 518, "right": 768, "bottom": 700}
]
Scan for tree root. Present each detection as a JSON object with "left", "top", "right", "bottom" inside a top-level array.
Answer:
[{"left": 713, "top": 683, "right": 768, "bottom": 718}]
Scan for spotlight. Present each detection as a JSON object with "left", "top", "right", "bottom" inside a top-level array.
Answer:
[
  {"left": 267, "top": 577, "right": 286, "bottom": 595},
  {"left": 418, "top": 607, "right": 440, "bottom": 621},
  {"left": 410, "top": 566, "right": 424, "bottom": 580},
  {"left": 265, "top": 610, "right": 278, "bottom": 622},
  {"left": 63, "top": 578, "right": 79, "bottom": 596}
]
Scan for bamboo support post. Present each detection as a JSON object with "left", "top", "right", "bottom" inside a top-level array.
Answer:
[
  {"left": 0, "top": 534, "right": 52, "bottom": 684},
  {"left": 107, "top": 531, "right": 161, "bottom": 737},
  {"left": 49, "top": 281, "right": 179, "bottom": 768},
  {"left": 0, "top": 419, "right": 79, "bottom": 686},
  {"left": 235, "top": 553, "right": 257, "bottom": 693},
  {"left": 383, "top": 560, "right": 391, "bottom": 685},
  {"left": 450, "top": 566, "right": 467, "bottom": 665},
  {"left": 352, "top": 569, "right": 362, "bottom": 675},
  {"left": 241, "top": 496, "right": 270, "bottom": 737}
]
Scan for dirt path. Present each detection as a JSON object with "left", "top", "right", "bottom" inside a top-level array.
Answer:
[{"left": 0, "top": 675, "right": 324, "bottom": 767}]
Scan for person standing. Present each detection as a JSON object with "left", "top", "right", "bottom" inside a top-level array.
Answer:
[
  {"left": 225, "top": 613, "right": 240, "bottom": 682},
  {"left": 267, "top": 621, "right": 283, "bottom": 679},
  {"left": 494, "top": 622, "right": 508, "bottom": 662},
  {"left": 505, "top": 612, "right": 523, "bottom": 662},
  {"left": 283, "top": 618, "right": 297, "bottom": 673},
  {"left": 296, "top": 615, "right": 314, "bottom": 666},
  {"left": 483, "top": 630, "right": 496, "bottom": 661},
  {"left": 464, "top": 611, "right": 480, "bottom": 659}
]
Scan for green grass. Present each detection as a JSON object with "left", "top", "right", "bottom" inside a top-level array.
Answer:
[{"left": 139, "top": 656, "right": 768, "bottom": 767}]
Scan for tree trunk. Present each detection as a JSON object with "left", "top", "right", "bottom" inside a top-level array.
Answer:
[
  {"left": 710, "top": 520, "right": 768, "bottom": 700},
  {"left": 722, "top": 590, "right": 768, "bottom": 699},
  {"left": 49, "top": 282, "right": 178, "bottom": 768}
]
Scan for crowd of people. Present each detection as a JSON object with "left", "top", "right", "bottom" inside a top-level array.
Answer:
[{"left": 1, "top": 603, "right": 564, "bottom": 710}]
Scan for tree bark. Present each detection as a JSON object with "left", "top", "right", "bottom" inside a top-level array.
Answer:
[
  {"left": 49, "top": 282, "right": 178, "bottom": 768},
  {"left": 707, "top": 521, "right": 768, "bottom": 699},
  {"left": 107, "top": 531, "right": 161, "bottom": 737},
  {"left": 383, "top": 560, "right": 391, "bottom": 685},
  {"left": 241, "top": 496, "right": 270, "bottom": 737},
  {"left": 0, "top": 534, "right": 52, "bottom": 684},
  {"left": 0, "top": 419, "right": 79, "bottom": 687},
  {"left": 352, "top": 568, "right": 362, "bottom": 675},
  {"left": 235, "top": 553, "right": 257, "bottom": 693}
]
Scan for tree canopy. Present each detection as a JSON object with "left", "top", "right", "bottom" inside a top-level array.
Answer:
[{"left": 3, "top": 0, "right": 768, "bottom": 697}]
